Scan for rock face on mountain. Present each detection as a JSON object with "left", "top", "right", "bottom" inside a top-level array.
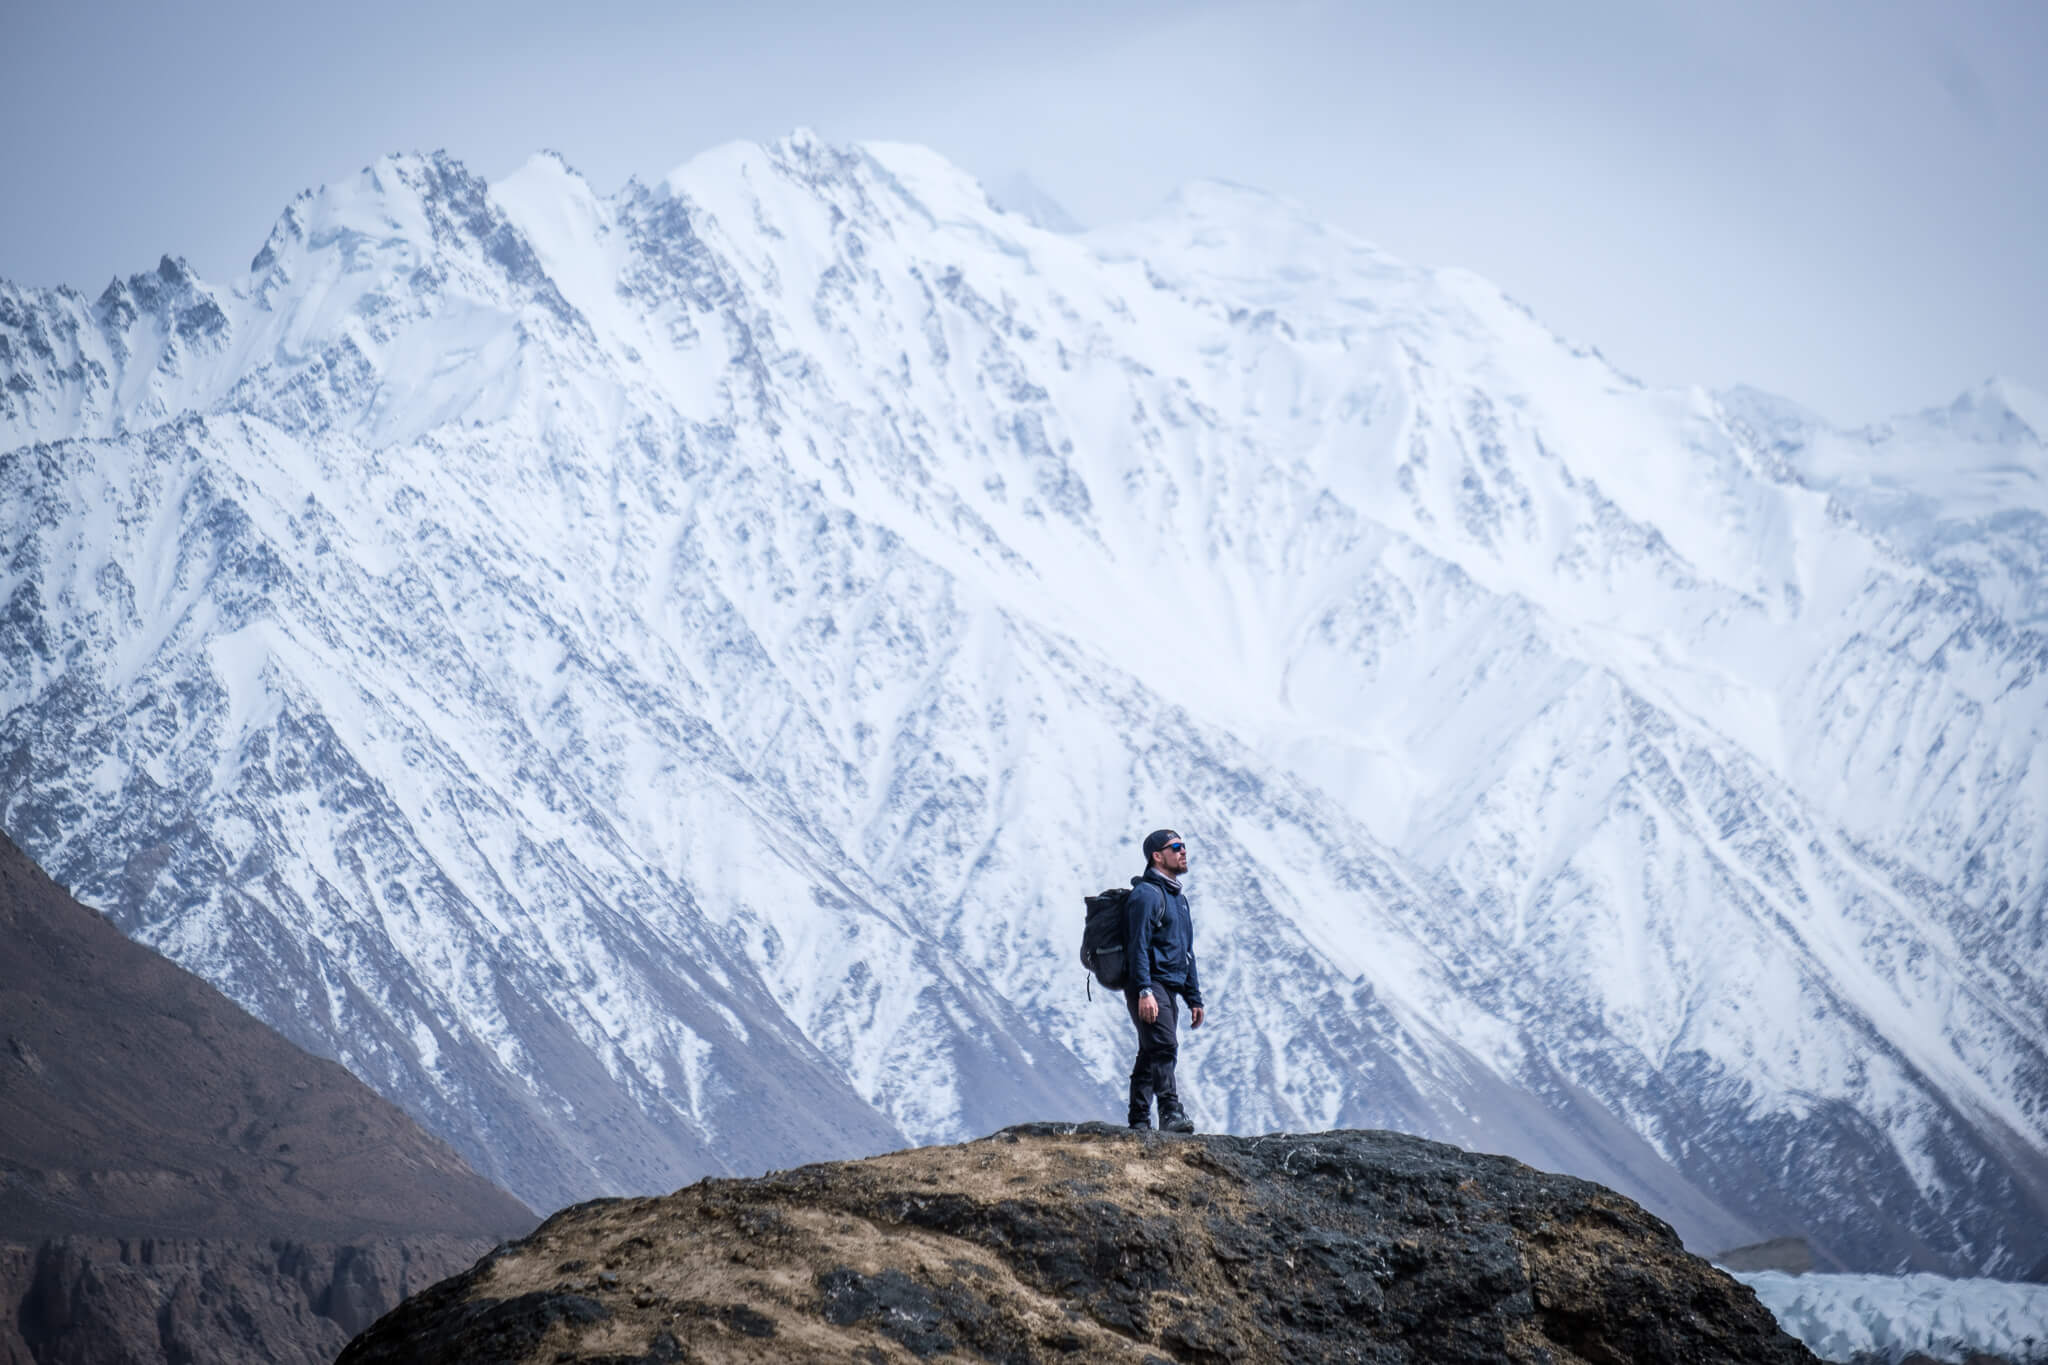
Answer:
[
  {"left": 3, "top": 133, "right": 2044, "bottom": 1278},
  {"left": 0, "top": 830, "right": 533, "bottom": 1363},
  {"left": 0, "top": 1237, "right": 494, "bottom": 1365},
  {"left": 339, "top": 1123, "right": 1815, "bottom": 1365}
]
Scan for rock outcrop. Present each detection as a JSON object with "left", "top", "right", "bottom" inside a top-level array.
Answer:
[
  {"left": 341, "top": 1122, "right": 1816, "bottom": 1364},
  {"left": 0, "top": 1236, "right": 489, "bottom": 1365},
  {"left": 0, "top": 830, "right": 534, "bottom": 1363}
]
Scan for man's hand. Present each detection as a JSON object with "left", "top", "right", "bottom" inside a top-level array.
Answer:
[
  {"left": 1138, "top": 991, "right": 1159, "bottom": 1023},
  {"left": 1190, "top": 1005, "right": 1205, "bottom": 1029}
]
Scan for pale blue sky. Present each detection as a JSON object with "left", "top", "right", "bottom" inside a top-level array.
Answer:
[{"left": 4, "top": 0, "right": 2041, "bottom": 425}]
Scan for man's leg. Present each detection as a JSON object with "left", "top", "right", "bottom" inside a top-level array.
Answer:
[
  {"left": 1124, "top": 986, "right": 1178, "bottom": 1128},
  {"left": 1124, "top": 987, "right": 1153, "bottom": 1126},
  {"left": 1150, "top": 989, "right": 1193, "bottom": 1132}
]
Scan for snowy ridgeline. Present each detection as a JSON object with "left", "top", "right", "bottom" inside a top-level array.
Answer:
[
  {"left": 1738, "top": 1271, "right": 2048, "bottom": 1364},
  {"left": 1, "top": 132, "right": 2044, "bottom": 1278}
]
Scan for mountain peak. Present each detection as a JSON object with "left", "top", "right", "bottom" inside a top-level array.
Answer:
[
  {"left": 661, "top": 135, "right": 775, "bottom": 195},
  {"left": 779, "top": 124, "right": 827, "bottom": 153},
  {"left": 1163, "top": 175, "right": 1303, "bottom": 217},
  {"left": 497, "top": 147, "right": 597, "bottom": 202},
  {"left": 1939, "top": 375, "right": 2048, "bottom": 446},
  {"left": 1717, "top": 384, "right": 1832, "bottom": 446},
  {"left": 984, "top": 170, "right": 1084, "bottom": 233}
]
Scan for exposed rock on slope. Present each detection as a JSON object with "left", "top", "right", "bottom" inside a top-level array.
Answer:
[
  {"left": 0, "top": 830, "right": 534, "bottom": 1363},
  {"left": 1, "top": 1237, "right": 490, "bottom": 1365},
  {"left": 341, "top": 1123, "right": 1815, "bottom": 1364}
]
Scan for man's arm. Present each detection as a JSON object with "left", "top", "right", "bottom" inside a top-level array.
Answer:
[{"left": 1123, "top": 883, "right": 1156, "bottom": 998}]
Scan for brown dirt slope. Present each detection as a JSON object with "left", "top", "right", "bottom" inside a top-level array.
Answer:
[
  {"left": 0, "top": 829, "right": 534, "bottom": 1363},
  {"left": 341, "top": 1122, "right": 1819, "bottom": 1365},
  {"left": 0, "top": 828, "right": 531, "bottom": 1242}
]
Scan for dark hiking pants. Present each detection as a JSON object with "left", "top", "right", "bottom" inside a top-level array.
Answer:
[{"left": 1124, "top": 984, "right": 1183, "bottom": 1123}]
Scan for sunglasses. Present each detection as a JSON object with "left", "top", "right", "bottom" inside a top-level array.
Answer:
[{"left": 1165, "top": 842, "right": 1186, "bottom": 853}]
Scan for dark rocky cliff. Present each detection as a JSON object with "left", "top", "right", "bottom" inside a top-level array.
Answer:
[
  {"left": 0, "top": 1236, "right": 489, "bottom": 1365},
  {"left": 341, "top": 1122, "right": 1817, "bottom": 1364},
  {"left": 0, "top": 831, "right": 534, "bottom": 1363}
]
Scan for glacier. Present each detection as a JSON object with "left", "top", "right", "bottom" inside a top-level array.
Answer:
[
  {"left": 1738, "top": 1270, "right": 2048, "bottom": 1363},
  {"left": 1, "top": 132, "right": 2043, "bottom": 1275}
]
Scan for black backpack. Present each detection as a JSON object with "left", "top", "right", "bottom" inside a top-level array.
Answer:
[{"left": 1080, "top": 886, "right": 1135, "bottom": 994}]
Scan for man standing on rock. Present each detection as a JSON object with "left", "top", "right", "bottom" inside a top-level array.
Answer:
[{"left": 1124, "top": 828, "right": 1204, "bottom": 1132}]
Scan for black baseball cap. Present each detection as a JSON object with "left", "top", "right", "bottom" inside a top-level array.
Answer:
[{"left": 1142, "top": 829, "right": 1182, "bottom": 857}]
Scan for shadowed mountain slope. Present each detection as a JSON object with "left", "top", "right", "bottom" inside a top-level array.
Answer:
[
  {"left": 0, "top": 828, "right": 531, "bottom": 1241},
  {"left": 0, "top": 829, "right": 532, "bottom": 1363}
]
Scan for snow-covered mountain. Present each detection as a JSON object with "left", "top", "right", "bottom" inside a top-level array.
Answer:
[
  {"left": 1738, "top": 1270, "right": 2048, "bottom": 1363},
  {"left": 3, "top": 132, "right": 2043, "bottom": 1276}
]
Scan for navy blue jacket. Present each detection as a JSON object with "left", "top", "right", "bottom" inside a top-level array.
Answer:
[{"left": 1124, "top": 869, "right": 1202, "bottom": 1007}]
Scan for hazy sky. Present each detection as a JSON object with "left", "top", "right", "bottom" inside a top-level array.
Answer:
[{"left": 4, "top": 0, "right": 2042, "bottom": 425}]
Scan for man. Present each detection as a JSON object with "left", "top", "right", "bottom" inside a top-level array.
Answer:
[{"left": 1123, "top": 828, "right": 1205, "bottom": 1132}]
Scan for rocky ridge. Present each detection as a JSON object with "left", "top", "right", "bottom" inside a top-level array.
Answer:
[{"left": 339, "top": 1123, "right": 1816, "bottom": 1365}]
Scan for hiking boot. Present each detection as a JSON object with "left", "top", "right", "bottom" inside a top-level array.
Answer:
[
  {"left": 1157, "top": 1100, "right": 1196, "bottom": 1134},
  {"left": 1128, "top": 1109, "right": 1153, "bottom": 1130}
]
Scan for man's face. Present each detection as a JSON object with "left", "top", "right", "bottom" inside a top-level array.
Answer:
[{"left": 1156, "top": 837, "right": 1189, "bottom": 876}]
